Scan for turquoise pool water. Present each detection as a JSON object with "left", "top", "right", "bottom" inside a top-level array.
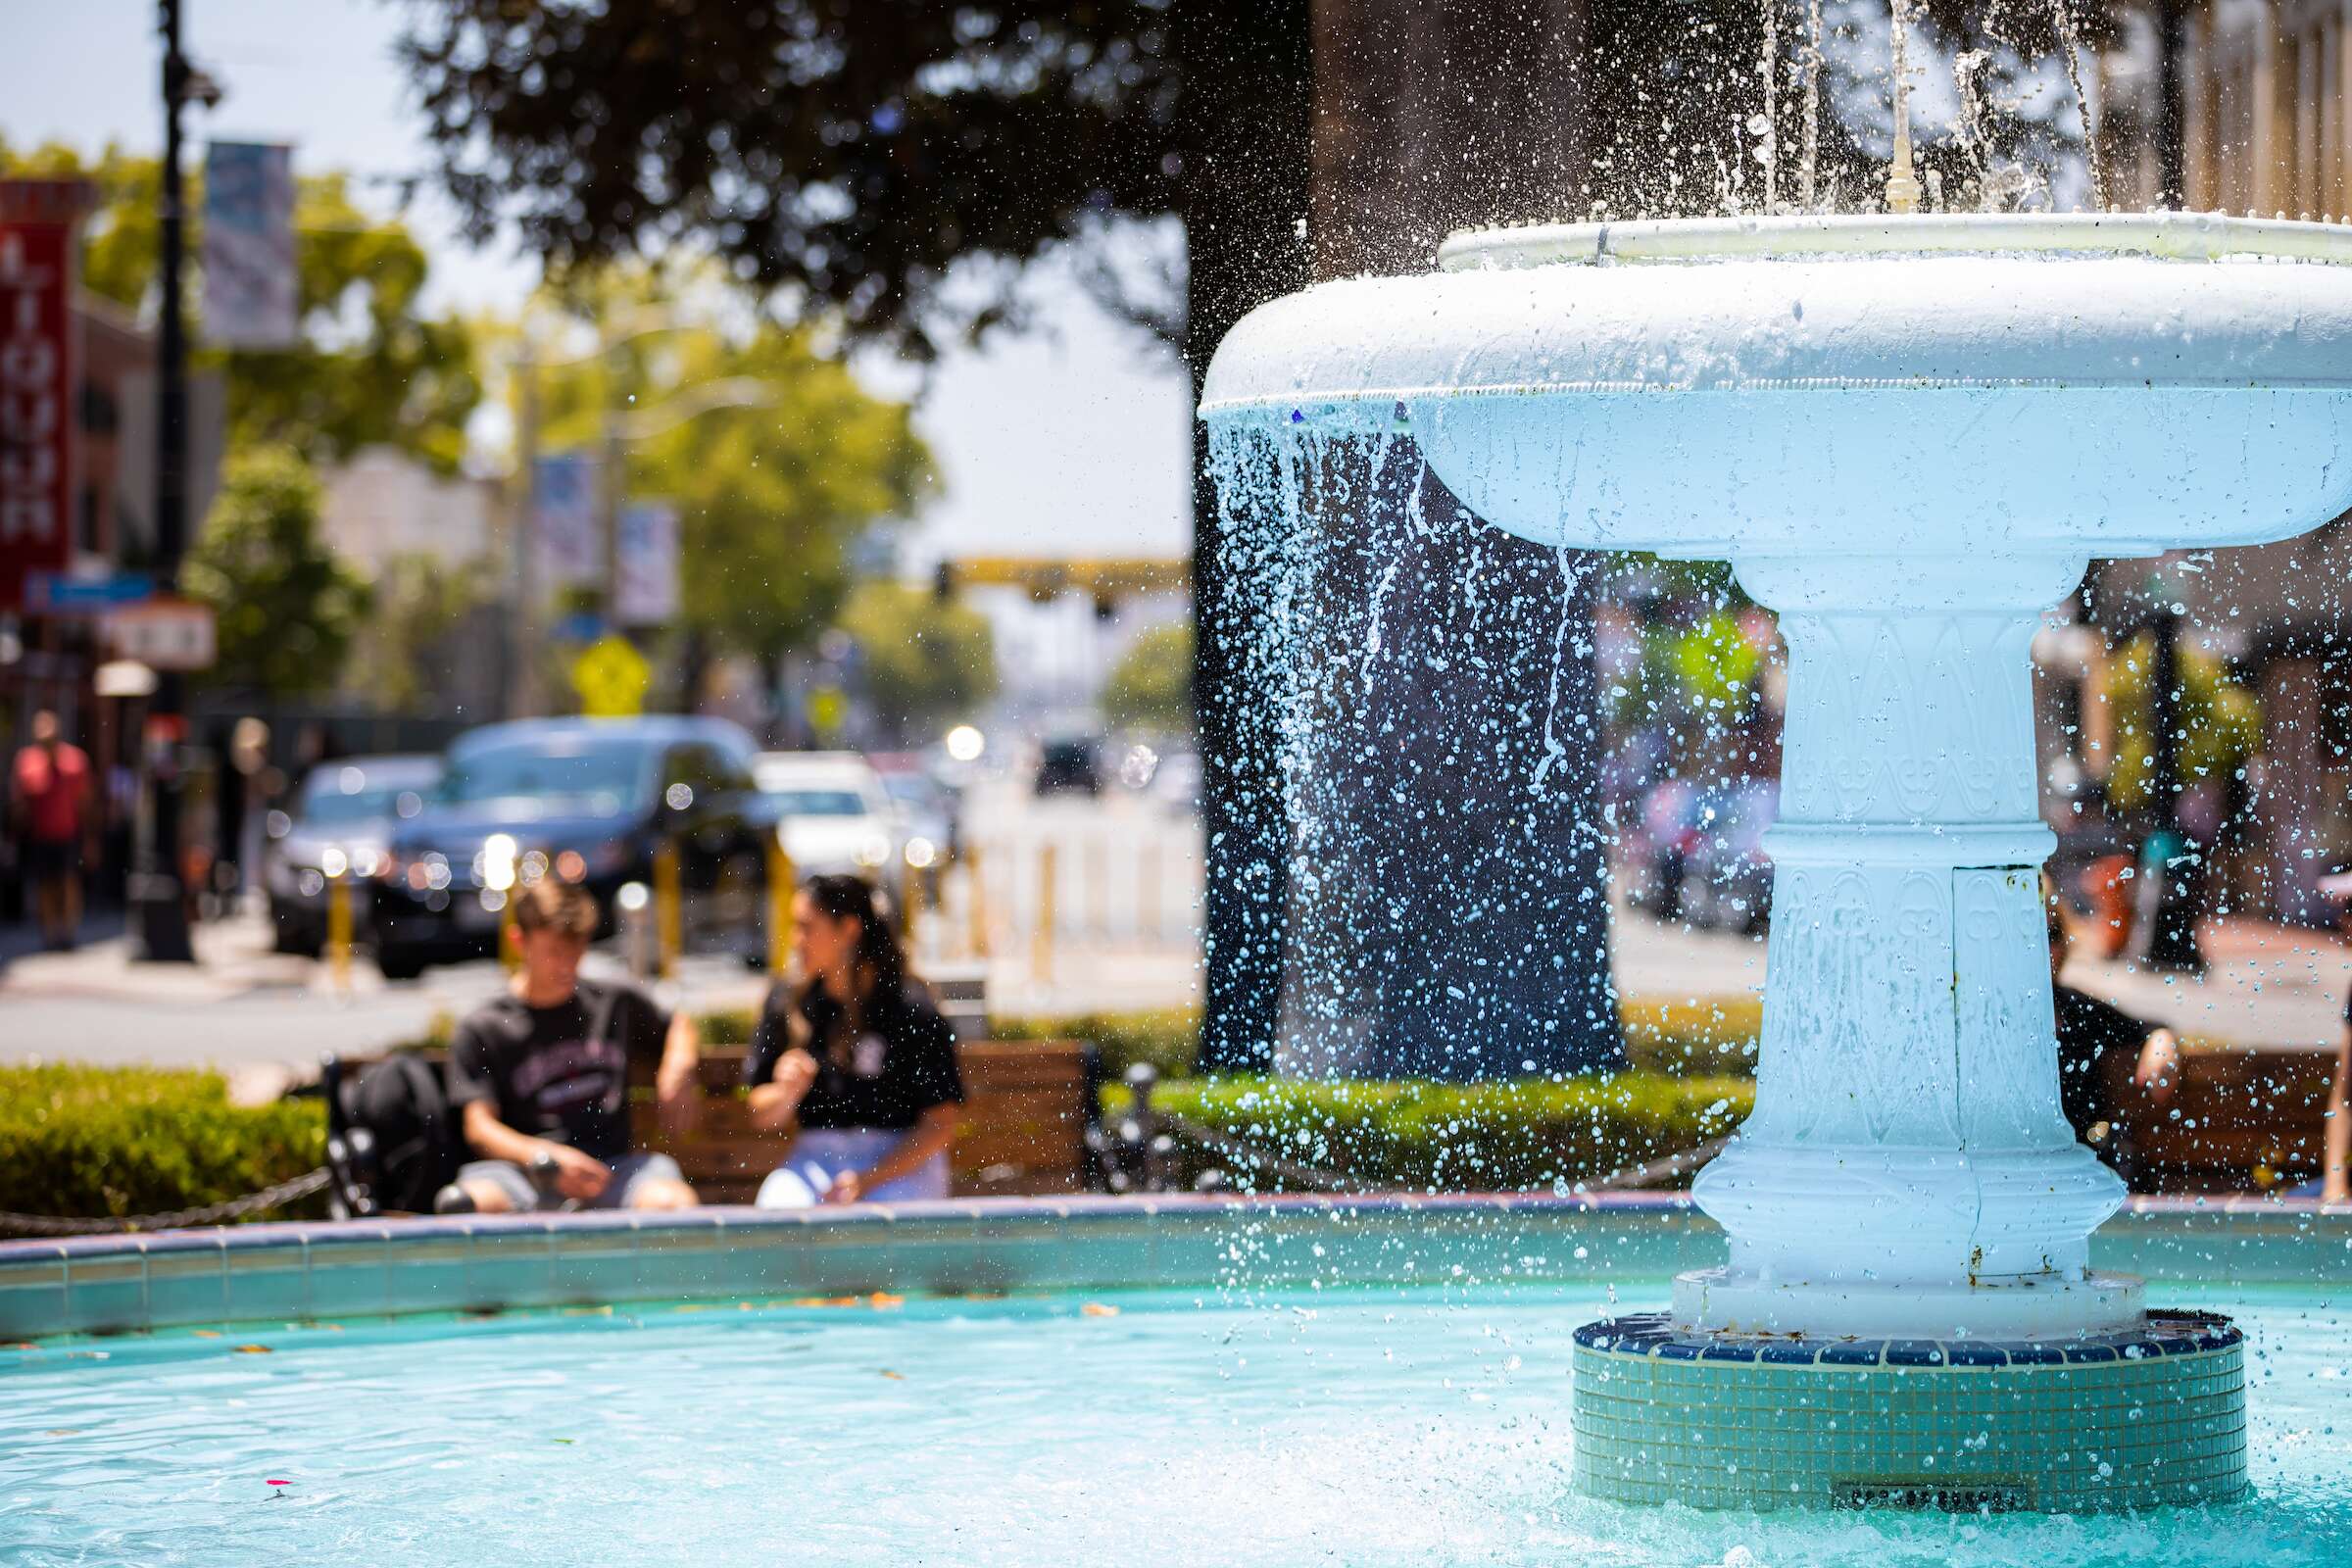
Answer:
[{"left": 1, "top": 1280, "right": 2343, "bottom": 1566}]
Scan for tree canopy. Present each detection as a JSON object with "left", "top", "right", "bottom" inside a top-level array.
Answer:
[
  {"left": 0, "top": 139, "right": 480, "bottom": 470},
  {"left": 183, "top": 445, "right": 372, "bottom": 699},
  {"left": 1102, "top": 619, "right": 1194, "bottom": 735},
  {"left": 399, "top": 1, "right": 1187, "bottom": 360},
  {"left": 834, "top": 581, "right": 1000, "bottom": 745},
  {"left": 522, "top": 273, "right": 936, "bottom": 663}
]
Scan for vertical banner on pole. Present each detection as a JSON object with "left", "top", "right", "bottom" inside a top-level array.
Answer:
[
  {"left": 0, "top": 180, "right": 88, "bottom": 612},
  {"left": 613, "top": 500, "right": 679, "bottom": 626},
  {"left": 533, "top": 452, "right": 601, "bottom": 596},
  {"left": 200, "top": 142, "right": 299, "bottom": 350}
]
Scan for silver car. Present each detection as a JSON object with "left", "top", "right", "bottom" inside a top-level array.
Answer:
[{"left": 262, "top": 756, "right": 441, "bottom": 956}]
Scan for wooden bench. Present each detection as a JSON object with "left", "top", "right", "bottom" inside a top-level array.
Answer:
[
  {"left": 337, "top": 1040, "right": 1095, "bottom": 1204},
  {"left": 635, "top": 1042, "right": 1094, "bottom": 1202},
  {"left": 2111, "top": 1040, "right": 2338, "bottom": 1193}
]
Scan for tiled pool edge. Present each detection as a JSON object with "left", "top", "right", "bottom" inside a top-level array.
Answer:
[{"left": 0, "top": 1193, "right": 2341, "bottom": 1343}]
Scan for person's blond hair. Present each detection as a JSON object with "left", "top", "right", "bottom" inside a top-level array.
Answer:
[{"left": 513, "top": 878, "right": 599, "bottom": 940}]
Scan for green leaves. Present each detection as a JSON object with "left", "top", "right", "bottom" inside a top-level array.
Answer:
[
  {"left": 1102, "top": 621, "right": 1194, "bottom": 736},
  {"left": 1102, "top": 1071, "right": 1754, "bottom": 1193},
  {"left": 834, "top": 582, "right": 997, "bottom": 744},
  {"left": 525, "top": 297, "right": 935, "bottom": 662},
  {"left": 0, "top": 139, "right": 481, "bottom": 472},
  {"left": 0, "top": 1065, "right": 325, "bottom": 1223},
  {"left": 182, "top": 445, "right": 372, "bottom": 698}
]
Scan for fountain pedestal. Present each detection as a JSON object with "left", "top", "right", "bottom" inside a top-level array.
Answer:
[{"left": 1678, "top": 553, "right": 2136, "bottom": 1342}]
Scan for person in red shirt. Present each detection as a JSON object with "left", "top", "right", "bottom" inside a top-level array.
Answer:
[{"left": 11, "top": 710, "right": 93, "bottom": 950}]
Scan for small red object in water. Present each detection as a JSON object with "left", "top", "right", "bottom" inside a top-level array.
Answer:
[{"left": 266, "top": 1479, "right": 289, "bottom": 1488}]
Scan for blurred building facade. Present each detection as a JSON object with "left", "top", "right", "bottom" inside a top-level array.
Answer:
[
  {"left": 2099, "top": 0, "right": 2352, "bottom": 218},
  {"left": 2094, "top": 4, "right": 2352, "bottom": 924}
]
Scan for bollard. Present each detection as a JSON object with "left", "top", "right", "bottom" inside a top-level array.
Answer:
[
  {"left": 902, "top": 859, "right": 925, "bottom": 954},
  {"left": 616, "top": 882, "right": 656, "bottom": 979},
  {"left": 964, "top": 842, "right": 989, "bottom": 960},
  {"left": 1032, "top": 841, "right": 1056, "bottom": 984},
  {"left": 1140, "top": 837, "right": 1162, "bottom": 945},
  {"left": 326, "top": 870, "right": 353, "bottom": 994},
  {"left": 653, "top": 840, "right": 682, "bottom": 981},
  {"left": 766, "top": 839, "right": 795, "bottom": 974},
  {"left": 1085, "top": 836, "right": 1108, "bottom": 944}
]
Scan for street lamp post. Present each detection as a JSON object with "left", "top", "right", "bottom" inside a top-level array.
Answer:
[{"left": 132, "top": 0, "right": 208, "bottom": 962}]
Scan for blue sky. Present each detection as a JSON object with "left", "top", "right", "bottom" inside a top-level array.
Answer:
[{"left": 1, "top": 0, "right": 1194, "bottom": 565}]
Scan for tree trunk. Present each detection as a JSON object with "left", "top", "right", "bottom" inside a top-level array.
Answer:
[{"left": 1183, "top": 0, "right": 1316, "bottom": 1072}]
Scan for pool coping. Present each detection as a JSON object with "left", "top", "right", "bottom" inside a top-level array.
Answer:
[{"left": 0, "top": 1192, "right": 2341, "bottom": 1343}]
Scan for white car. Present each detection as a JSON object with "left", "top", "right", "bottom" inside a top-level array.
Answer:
[{"left": 754, "top": 752, "right": 902, "bottom": 892}]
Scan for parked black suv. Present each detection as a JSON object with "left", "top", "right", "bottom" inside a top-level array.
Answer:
[{"left": 370, "top": 716, "right": 772, "bottom": 979}]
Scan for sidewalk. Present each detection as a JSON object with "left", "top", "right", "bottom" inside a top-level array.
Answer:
[
  {"left": 0, "top": 909, "right": 314, "bottom": 1005},
  {"left": 2071, "top": 915, "right": 2352, "bottom": 1052}
]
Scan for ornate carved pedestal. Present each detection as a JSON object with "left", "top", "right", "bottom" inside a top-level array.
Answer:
[{"left": 1678, "top": 554, "right": 2137, "bottom": 1341}]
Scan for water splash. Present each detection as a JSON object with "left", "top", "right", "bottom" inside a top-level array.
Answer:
[
  {"left": 1800, "top": 0, "right": 1826, "bottom": 208},
  {"left": 1205, "top": 416, "right": 1622, "bottom": 1081},
  {"left": 2047, "top": 0, "right": 2107, "bottom": 211}
]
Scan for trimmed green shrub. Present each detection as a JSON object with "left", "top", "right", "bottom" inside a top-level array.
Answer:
[
  {"left": 0, "top": 1065, "right": 327, "bottom": 1224},
  {"left": 1620, "top": 996, "right": 1763, "bottom": 1074},
  {"left": 1102, "top": 1071, "right": 1753, "bottom": 1193},
  {"left": 996, "top": 996, "right": 1765, "bottom": 1083},
  {"left": 696, "top": 1006, "right": 760, "bottom": 1048}
]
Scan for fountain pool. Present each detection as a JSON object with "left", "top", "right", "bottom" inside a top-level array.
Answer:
[{"left": 0, "top": 1217, "right": 2345, "bottom": 1565}]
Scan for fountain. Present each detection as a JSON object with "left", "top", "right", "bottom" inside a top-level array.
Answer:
[{"left": 1200, "top": 142, "right": 2352, "bottom": 1514}]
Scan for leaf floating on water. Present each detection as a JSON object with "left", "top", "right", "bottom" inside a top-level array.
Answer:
[
  {"left": 789, "top": 1293, "right": 903, "bottom": 1309},
  {"left": 1082, "top": 1302, "right": 1121, "bottom": 1318},
  {"left": 190, "top": 1330, "right": 220, "bottom": 1339},
  {"left": 44, "top": 1429, "right": 79, "bottom": 1437},
  {"left": 879, "top": 1369, "right": 905, "bottom": 1380},
  {"left": 233, "top": 1345, "right": 272, "bottom": 1354},
  {"left": 551, "top": 1438, "right": 576, "bottom": 1446}
]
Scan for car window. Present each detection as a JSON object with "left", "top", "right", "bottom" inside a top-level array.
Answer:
[
  {"left": 765, "top": 788, "right": 869, "bottom": 817},
  {"left": 662, "top": 745, "right": 733, "bottom": 809},
  {"left": 298, "top": 764, "right": 441, "bottom": 825},
  {"left": 440, "top": 738, "right": 654, "bottom": 814}
]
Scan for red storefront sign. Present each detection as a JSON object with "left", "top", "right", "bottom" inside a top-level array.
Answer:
[{"left": 0, "top": 181, "right": 89, "bottom": 613}]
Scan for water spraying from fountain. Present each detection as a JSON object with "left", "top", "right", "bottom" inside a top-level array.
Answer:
[
  {"left": 1884, "top": 0, "right": 1923, "bottom": 212},
  {"left": 2047, "top": 0, "right": 2107, "bottom": 211}
]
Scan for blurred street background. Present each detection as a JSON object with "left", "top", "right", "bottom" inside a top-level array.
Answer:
[{"left": 2, "top": 0, "right": 2349, "bottom": 1215}]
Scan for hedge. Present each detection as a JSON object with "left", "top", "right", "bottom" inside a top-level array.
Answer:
[
  {"left": 0, "top": 1064, "right": 328, "bottom": 1224},
  {"left": 1102, "top": 1071, "right": 1754, "bottom": 1193},
  {"left": 999, "top": 997, "right": 1763, "bottom": 1082}
]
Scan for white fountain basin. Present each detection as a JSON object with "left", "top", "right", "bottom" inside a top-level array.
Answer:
[{"left": 1202, "top": 216, "right": 2352, "bottom": 563}]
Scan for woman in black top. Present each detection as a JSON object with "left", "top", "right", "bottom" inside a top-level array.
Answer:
[{"left": 745, "top": 874, "right": 964, "bottom": 1205}]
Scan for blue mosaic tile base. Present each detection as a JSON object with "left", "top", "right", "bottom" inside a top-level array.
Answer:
[{"left": 1570, "top": 1310, "right": 2248, "bottom": 1512}]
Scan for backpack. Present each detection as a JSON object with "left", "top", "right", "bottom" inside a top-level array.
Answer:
[{"left": 327, "top": 1054, "right": 463, "bottom": 1216}]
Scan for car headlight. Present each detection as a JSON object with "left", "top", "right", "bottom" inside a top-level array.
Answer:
[
  {"left": 855, "top": 831, "right": 892, "bottom": 868},
  {"left": 903, "top": 836, "right": 937, "bottom": 869}
]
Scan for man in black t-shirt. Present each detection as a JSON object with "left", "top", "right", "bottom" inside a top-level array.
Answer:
[
  {"left": 2049, "top": 893, "right": 2179, "bottom": 1190},
  {"left": 437, "top": 880, "right": 703, "bottom": 1213}
]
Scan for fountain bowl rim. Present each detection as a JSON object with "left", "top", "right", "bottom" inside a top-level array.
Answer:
[{"left": 1438, "top": 211, "right": 2352, "bottom": 271}]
